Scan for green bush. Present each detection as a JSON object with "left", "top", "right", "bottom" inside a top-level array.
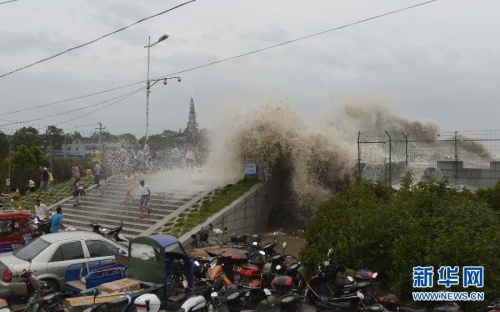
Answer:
[{"left": 300, "top": 173, "right": 500, "bottom": 309}]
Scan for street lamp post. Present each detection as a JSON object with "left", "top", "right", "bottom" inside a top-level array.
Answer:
[
  {"left": 144, "top": 34, "right": 169, "bottom": 142},
  {"left": 6, "top": 135, "right": 12, "bottom": 192}
]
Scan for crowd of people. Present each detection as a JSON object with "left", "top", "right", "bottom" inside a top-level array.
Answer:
[
  {"left": 97, "top": 143, "right": 204, "bottom": 177},
  {"left": 0, "top": 142, "right": 205, "bottom": 232}
]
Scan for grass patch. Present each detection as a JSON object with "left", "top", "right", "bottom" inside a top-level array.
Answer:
[
  {"left": 10, "top": 176, "right": 95, "bottom": 214},
  {"left": 153, "top": 177, "right": 260, "bottom": 236}
]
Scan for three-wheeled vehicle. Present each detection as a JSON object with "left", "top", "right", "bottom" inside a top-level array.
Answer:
[
  {"left": 77, "top": 235, "right": 195, "bottom": 312},
  {"left": 0, "top": 210, "right": 33, "bottom": 253}
]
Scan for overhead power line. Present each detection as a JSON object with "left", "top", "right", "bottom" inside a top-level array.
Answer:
[
  {"left": 55, "top": 87, "right": 144, "bottom": 126},
  {"left": 0, "top": 0, "right": 197, "bottom": 78},
  {"left": 0, "top": 87, "right": 144, "bottom": 127},
  {"left": 0, "top": 0, "right": 18, "bottom": 5},
  {"left": 0, "top": 0, "right": 436, "bottom": 119}
]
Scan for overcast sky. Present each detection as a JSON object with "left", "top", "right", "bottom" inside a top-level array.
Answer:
[{"left": 0, "top": 0, "right": 499, "bottom": 138}]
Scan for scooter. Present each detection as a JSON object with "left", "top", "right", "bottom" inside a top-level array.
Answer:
[
  {"left": 10, "top": 264, "right": 67, "bottom": 312},
  {"left": 375, "top": 294, "right": 427, "bottom": 312},
  {"left": 315, "top": 290, "right": 389, "bottom": 312},
  {"left": 190, "top": 223, "right": 226, "bottom": 248},
  {"left": 306, "top": 249, "right": 379, "bottom": 305},
  {"left": 477, "top": 300, "right": 500, "bottom": 312},
  {"left": 29, "top": 217, "right": 51, "bottom": 238},
  {"left": 90, "top": 220, "right": 128, "bottom": 242}
]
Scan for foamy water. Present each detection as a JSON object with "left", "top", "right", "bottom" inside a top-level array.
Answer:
[{"left": 143, "top": 101, "right": 493, "bottom": 206}]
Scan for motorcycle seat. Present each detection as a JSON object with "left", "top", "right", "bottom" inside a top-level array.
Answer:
[
  {"left": 355, "top": 280, "right": 370, "bottom": 289},
  {"left": 231, "top": 234, "right": 246, "bottom": 241},
  {"left": 334, "top": 277, "right": 355, "bottom": 288}
]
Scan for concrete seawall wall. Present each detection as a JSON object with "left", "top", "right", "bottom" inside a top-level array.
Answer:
[{"left": 178, "top": 175, "right": 281, "bottom": 246}]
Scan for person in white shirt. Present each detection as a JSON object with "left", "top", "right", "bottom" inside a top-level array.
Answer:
[
  {"left": 27, "top": 179, "right": 35, "bottom": 193},
  {"left": 171, "top": 146, "right": 181, "bottom": 168},
  {"left": 185, "top": 147, "right": 196, "bottom": 170},
  {"left": 138, "top": 179, "right": 151, "bottom": 219},
  {"left": 34, "top": 198, "right": 49, "bottom": 220}
]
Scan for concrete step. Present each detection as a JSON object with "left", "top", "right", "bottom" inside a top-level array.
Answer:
[
  {"left": 61, "top": 173, "right": 208, "bottom": 239},
  {"left": 64, "top": 213, "right": 156, "bottom": 236},
  {"left": 62, "top": 205, "right": 171, "bottom": 221},
  {"left": 63, "top": 198, "right": 185, "bottom": 211}
]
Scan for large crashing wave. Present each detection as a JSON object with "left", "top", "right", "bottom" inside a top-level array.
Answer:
[{"left": 203, "top": 101, "right": 490, "bottom": 206}]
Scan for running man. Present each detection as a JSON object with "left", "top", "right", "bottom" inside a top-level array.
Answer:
[{"left": 138, "top": 179, "right": 151, "bottom": 219}]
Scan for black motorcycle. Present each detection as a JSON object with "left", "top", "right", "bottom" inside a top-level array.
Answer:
[
  {"left": 29, "top": 217, "right": 52, "bottom": 238},
  {"left": 90, "top": 220, "right": 128, "bottom": 242},
  {"left": 306, "top": 248, "right": 379, "bottom": 305},
  {"left": 11, "top": 264, "right": 68, "bottom": 312}
]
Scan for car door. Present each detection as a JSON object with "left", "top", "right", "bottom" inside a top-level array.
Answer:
[
  {"left": 84, "top": 238, "right": 121, "bottom": 262},
  {"left": 46, "top": 240, "right": 87, "bottom": 285}
]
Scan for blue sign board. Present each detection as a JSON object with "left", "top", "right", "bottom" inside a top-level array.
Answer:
[{"left": 244, "top": 162, "right": 257, "bottom": 175}]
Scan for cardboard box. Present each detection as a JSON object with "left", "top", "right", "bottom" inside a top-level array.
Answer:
[
  {"left": 65, "top": 292, "right": 127, "bottom": 307},
  {"left": 98, "top": 278, "right": 140, "bottom": 294}
]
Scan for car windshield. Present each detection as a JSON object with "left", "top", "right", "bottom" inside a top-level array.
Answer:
[{"left": 13, "top": 237, "right": 50, "bottom": 261}]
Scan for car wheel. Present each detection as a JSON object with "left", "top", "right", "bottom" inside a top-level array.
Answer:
[{"left": 42, "top": 279, "right": 60, "bottom": 293}]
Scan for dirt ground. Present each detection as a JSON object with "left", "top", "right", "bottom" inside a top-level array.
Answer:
[
  {"left": 259, "top": 232, "right": 306, "bottom": 257},
  {"left": 187, "top": 231, "right": 307, "bottom": 260}
]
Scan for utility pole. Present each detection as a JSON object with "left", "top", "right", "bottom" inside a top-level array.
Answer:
[{"left": 95, "top": 123, "right": 105, "bottom": 156}]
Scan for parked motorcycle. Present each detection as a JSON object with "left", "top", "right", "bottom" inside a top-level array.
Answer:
[
  {"left": 477, "top": 299, "right": 500, "bottom": 312},
  {"left": 90, "top": 220, "right": 128, "bottom": 242},
  {"left": 29, "top": 217, "right": 51, "bottom": 238},
  {"left": 194, "top": 250, "right": 234, "bottom": 293},
  {"left": 9, "top": 265, "right": 67, "bottom": 312},
  {"left": 315, "top": 290, "right": 389, "bottom": 312},
  {"left": 222, "top": 288, "right": 272, "bottom": 311},
  {"left": 306, "top": 249, "right": 379, "bottom": 305},
  {"left": 190, "top": 224, "right": 227, "bottom": 248},
  {"left": 375, "top": 294, "right": 427, "bottom": 312}
]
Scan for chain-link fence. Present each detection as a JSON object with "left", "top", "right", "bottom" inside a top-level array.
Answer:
[{"left": 358, "top": 130, "right": 500, "bottom": 189}]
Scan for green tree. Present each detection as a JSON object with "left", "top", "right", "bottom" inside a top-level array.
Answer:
[
  {"left": 11, "top": 145, "right": 49, "bottom": 193},
  {"left": 0, "top": 132, "right": 9, "bottom": 162},
  {"left": 42, "top": 125, "right": 65, "bottom": 151},
  {"left": 12, "top": 127, "right": 42, "bottom": 149},
  {"left": 117, "top": 133, "right": 137, "bottom": 149},
  {"left": 300, "top": 174, "right": 500, "bottom": 309},
  {"left": 184, "top": 97, "right": 199, "bottom": 145}
]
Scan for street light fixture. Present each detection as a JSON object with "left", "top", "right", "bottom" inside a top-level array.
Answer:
[{"left": 144, "top": 34, "right": 181, "bottom": 142}]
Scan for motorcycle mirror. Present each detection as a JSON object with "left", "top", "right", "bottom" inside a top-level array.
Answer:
[
  {"left": 372, "top": 272, "right": 378, "bottom": 279},
  {"left": 347, "top": 276, "right": 354, "bottom": 282},
  {"left": 356, "top": 291, "right": 364, "bottom": 300}
]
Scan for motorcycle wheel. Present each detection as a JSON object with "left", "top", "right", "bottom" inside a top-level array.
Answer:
[
  {"left": 206, "top": 302, "right": 218, "bottom": 312},
  {"left": 306, "top": 290, "right": 319, "bottom": 305},
  {"left": 296, "top": 275, "right": 307, "bottom": 298}
]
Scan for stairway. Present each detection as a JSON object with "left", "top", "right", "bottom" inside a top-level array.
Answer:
[{"left": 61, "top": 173, "right": 210, "bottom": 238}]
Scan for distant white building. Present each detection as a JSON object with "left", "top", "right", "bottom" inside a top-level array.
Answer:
[{"left": 57, "top": 138, "right": 122, "bottom": 158}]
